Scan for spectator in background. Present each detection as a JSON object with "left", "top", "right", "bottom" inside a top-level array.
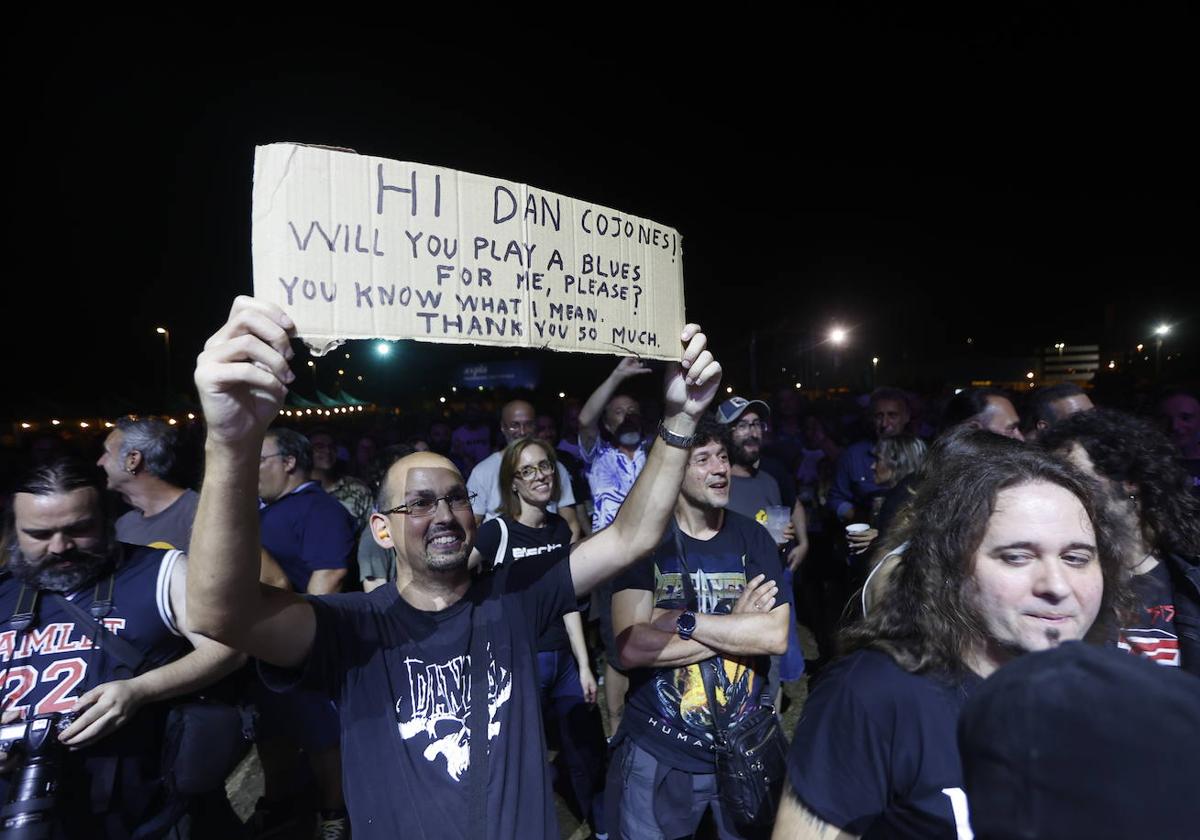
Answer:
[
  {"left": 309, "top": 427, "right": 373, "bottom": 535},
  {"left": 941, "top": 386, "right": 1024, "bottom": 440},
  {"left": 1021, "top": 382, "right": 1095, "bottom": 443},
  {"left": 1042, "top": 408, "right": 1200, "bottom": 675},
  {"left": 467, "top": 399, "right": 583, "bottom": 540},
  {"left": 97, "top": 416, "right": 199, "bottom": 551},
  {"left": 828, "top": 387, "right": 912, "bottom": 524},
  {"left": 578, "top": 356, "right": 655, "bottom": 736},
  {"left": 1158, "top": 388, "right": 1200, "bottom": 496},
  {"left": 452, "top": 402, "right": 492, "bottom": 472}
]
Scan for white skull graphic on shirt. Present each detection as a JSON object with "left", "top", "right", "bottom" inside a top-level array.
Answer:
[{"left": 395, "top": 643, "right": 512, "bottom": 781}]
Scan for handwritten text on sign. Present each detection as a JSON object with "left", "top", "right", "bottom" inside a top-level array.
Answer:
[{"left": 251, "top": 143, "right": 686, "bottom": 360}]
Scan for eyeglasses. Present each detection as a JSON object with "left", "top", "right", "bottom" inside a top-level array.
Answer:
[
  {"left": 515, "top": 461, "right": 554, "bottom": 481},
  {"left": 504, "top": 421, "right": 536, "bottom": 434},
  {"left": 733, "top": 420, "right": 768, "bottom": 433},
  {"left": 382, "top": 491, "right": 477, "bottom": 518},
  {"left": 260, "top": 452, "right": 286, "bottom": 463}
]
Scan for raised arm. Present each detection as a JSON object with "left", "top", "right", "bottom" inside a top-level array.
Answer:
[
  {"left": 569, "top": 327, "right": 722, "bottom": 597},
  {"left": 187, "top": 296, "right": 317, "bottom": 670},
  {"left": 578, "top": 356, "right": 652, "bottom": 455}
]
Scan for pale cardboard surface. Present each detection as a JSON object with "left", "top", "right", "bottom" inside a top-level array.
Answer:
[{"left": 252, "top": 143, "right": 686, "bottom": 360}]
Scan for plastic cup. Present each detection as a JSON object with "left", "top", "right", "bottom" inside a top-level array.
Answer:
[
  {"left": 845, "top": 523, "right": 871, "bottom": 536},
  {"left": 765, "top": 505, "right": 791, "bottom": 544}
]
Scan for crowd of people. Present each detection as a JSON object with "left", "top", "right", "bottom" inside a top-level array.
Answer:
[{"left": 1, "top": 295, "right": 1199, "bottom": 839}]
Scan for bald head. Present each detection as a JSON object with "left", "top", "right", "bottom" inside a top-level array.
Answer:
[
  {"left": 378, "top": 452, "right": 462, "bottom": 511},
  {"left": 501, "top": 400, "right": 536, "bottom": 444}
]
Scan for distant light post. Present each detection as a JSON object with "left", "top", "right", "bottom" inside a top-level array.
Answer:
[
  {"left": 828, "top": 326, "right": 848, "bottom": 382},
  {"left": 155, "top": 327, "right": 171, "bottom": 409},
  {"left": 1154, "top": 324, "right": 1171, "bottom": 377}
]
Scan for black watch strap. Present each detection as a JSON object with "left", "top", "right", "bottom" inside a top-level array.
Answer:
[{"left": 657, "top": 422, "right": 696, "bottom": 449}]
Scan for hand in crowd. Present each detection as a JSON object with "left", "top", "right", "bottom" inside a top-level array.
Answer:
[
  {"left": 732, "top": 574, "right": 778, "bottom": 614},
  {"left": 847, "top": 527, "right": 879, "bottom": 555},
  {"left": 578, "top": 662, "right": 599, "bottom": 705},
  {"left": 194, "top": 295, "right": 297, "bottom": 446},
  {"left": 664, "top": 324, "right": 722, "bottom": 422},
  {"left": 786, "top": 545, "right": 805, "bottom": 572},
  {"left": 0, "top": 709, "right": 22, "bottom": 773},
  {"left": 60, "top": 679, "right": 148, "bottom": 748},
  {"left": 610, "top": 356, "right": 653, "bottom": 383}
]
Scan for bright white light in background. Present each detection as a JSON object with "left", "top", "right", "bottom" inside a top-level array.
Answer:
[
  {"left": 375, "top": 342, "right": 392, "bottom": 357},
  {"left": 954, "top": 388, "right": 964, "bottom": 395},
  {"left": 1025, "top": 372, "right": 1035, "bottom": 379},
  {"left": 1154, "top": 324, "right": 1170, "bottom": 336},
  {"left": 20, "top": 423, "right": 30, "bottom": 429},
  {"left": 439, "top": 397, "right": 446, "bottom": 404},
  {"left": 726, "top": 386, "right": 733, "bottom": 393},
  {"left": 187, "top": 413, "right": 195, "bottom": 420},
  {"left": 1136, "top": 344, "right": 1144, "bottom": 352},
  {"left": 1108, "top": 360, "right": 1116, "bottom": 369},
  {"left": 104, "top": 422, "right": 114, "bottom": 428},
  {"left": 829, "top": 327, "right": 847, "bottom": 345},
  {"left": 168, "top": 418, "right": 177, "bottom": 425},
  {"left": 307, "top": 360, "right": 315, "bottom": 368},
  {"left": 872, "top": 357, "right": 879, "bottom": 365},
  {"left": 79, "top": 422, "right": 88, "bottom": 428},
  {"left": 558, "top": 392, "right": 566, "bottom": 399},
  {"left": 337, "top": 369, "right": 345, "bottom": 376},
  {"left": 794, "top": 383, "right": 801, "bottom": 389},
  {"left": 51, "top": 419, "right": 60, "bottom": 426}
]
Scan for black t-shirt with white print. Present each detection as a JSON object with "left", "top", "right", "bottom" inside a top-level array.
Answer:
[{"left": 260, "top": 556, "right": 576, "bottom": 839}]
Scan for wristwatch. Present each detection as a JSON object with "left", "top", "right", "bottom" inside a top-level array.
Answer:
[
  {"left": 676, "top": 610, "right": 697, "bottom": 640},
  {"left": 657, "top": 422, "right": 696, "bottom": 449}
]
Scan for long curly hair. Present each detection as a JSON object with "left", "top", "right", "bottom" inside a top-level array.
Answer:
[
  {"left": 1040, "top": 407, "right": 1200, "bottom": 558},
  {"left": 841, "top": 442, "right": 1136, "bottom": 675}
]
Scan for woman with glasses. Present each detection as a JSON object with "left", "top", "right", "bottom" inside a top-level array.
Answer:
[{"left": 470, "top": 436, "right": 610, "bottom": 839}]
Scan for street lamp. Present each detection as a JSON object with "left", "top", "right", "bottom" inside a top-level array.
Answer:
[
  {"left": 828, "top": 326, "right": 847, "bottom": 382},
  {"left": 155, "top": 327, "right": 171, "bottom": 410},
  {"left": 1154, "top": 324, "right": 1171, "bottom": 377}
]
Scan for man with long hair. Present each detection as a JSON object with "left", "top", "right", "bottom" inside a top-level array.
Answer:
[
  {"left": 1042, "top": 407, "right": 1200, "bottom": 674},
  {"left": 773, "top": 445, "right": 1134, "bottom": 839}
]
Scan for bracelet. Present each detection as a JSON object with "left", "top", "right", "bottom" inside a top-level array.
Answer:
[{"left": 656, "top": 422, "right": 696, "bottom": 449}]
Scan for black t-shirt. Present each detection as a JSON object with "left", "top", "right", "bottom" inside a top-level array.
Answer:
[
  {"left": 260, "top": 557, "right": 576, "bottom": 839},
  {"left": 1119, "top": 561, "right": 1181, "bottom": 667},
  {"left": 474, "top": 514, "right": 573, "bottom": 652},
  {"left": 613, "top": 511, "right": 792, "bottom": 773},
  {"left": 788, "top": 649, "right": 981, "bottom": 839}
]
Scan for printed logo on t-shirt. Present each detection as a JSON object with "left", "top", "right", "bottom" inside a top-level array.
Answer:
[
  {"left": 512, "top": 543, "right": 564, "bottom": 560},
  {"left": 395, "top": 643, "right": 512, "bottom": 781},
  {"left": 1117, "top": 628, "right": 1181, "bottom": 667},
  {"left": 651, "top": 564, "right": 759, "bottom": 747}
]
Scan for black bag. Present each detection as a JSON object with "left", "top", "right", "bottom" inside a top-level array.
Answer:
[
  {"left": 51, "top": 586, "right": 255, "bottom": 797},
  {"left": 161, "top": 699, "right": 256, "bottom": 796},
  {"left": 673, "top": 526, "right": 789, "bottom": 827}
]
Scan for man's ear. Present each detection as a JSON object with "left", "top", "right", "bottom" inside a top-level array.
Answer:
[
  {"left": 370, "top": 512, "right": 395, "bottom": 550},
  {"left": 282, "top": 455, "right": 298, "bottom": 475},
  {"left": 126, "top": 450, "right": 143, "bottom": 474}
]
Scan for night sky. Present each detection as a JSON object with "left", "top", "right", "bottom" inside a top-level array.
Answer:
[{"left": 6, "top": 8, "right": 1196, "bottom": 418}]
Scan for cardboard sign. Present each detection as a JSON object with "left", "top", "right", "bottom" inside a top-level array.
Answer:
[{"left": 252, "top": 143, "right": 685, "bottom": 360}]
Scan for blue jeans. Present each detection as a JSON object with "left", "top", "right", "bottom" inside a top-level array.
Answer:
[{"left": 538, "top": 649, "right": 608, "bottom": 835}]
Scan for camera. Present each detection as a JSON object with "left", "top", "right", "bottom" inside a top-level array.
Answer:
[{"left": 0, "top": 713, "right": 74, "bottom": 839}]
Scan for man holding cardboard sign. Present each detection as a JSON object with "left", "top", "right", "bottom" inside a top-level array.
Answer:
[{"left": 186, "top": 296, "right": 721, "bottom": 838}]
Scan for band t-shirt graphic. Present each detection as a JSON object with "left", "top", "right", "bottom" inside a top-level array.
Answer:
[
  {"left": 1118, "top": 561, "right": 1180, "bottom": 667},
  {"left": 260, "top": 554, "right": 576, "bottom": 839},
  {"left": 614, "top": 513, "right": 790, "bottom": 772}
]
